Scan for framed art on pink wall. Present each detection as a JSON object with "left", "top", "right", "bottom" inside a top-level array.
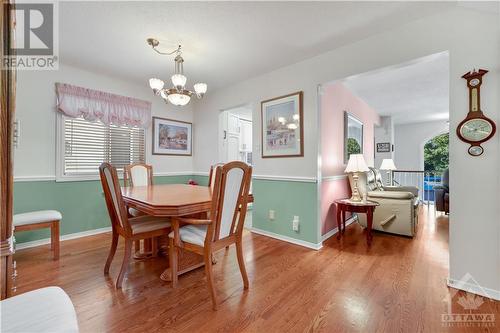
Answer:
[
  {"left": 344, "top": 111, "right": 363, "bottom": 163},
  {"left": 261, "top": 91, "right": 304, "bottom": 158}
]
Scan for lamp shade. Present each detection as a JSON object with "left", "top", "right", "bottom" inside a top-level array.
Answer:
[
  {"left": 380, "top": 159, "right": 397, "bottom": 170},
  {"left": 345, "top": 154, "right": 370, "bottom": 173},
  {"left": 149, "top": 78, "right": 164, "bottom": 91},
  {"left": 194, "top": 83, "right": 207, "bottom": 95}
]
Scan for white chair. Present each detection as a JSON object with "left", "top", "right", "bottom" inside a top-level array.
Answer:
[
  {"left": 0, "top": 287, "right": 79, "bottom": 332},
  {"left": 13, "top": 210, "right": 62, "bottom": 259},
  {"left": 169, "top": 161, "right": 252, "bottom": 310}
]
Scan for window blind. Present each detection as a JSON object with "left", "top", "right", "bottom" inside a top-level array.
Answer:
[{"left": 63, "top": 116, "right": 145, "bottom": 175}]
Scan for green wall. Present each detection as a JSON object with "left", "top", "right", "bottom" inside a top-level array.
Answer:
[
  {"left": 14, "top": 175, "right": 319, "bottom": 246},
  {"left": 13, "top": 175, "right": 195, "bottom": 244},
  {"left": 252, "top": 179, "right": 318, "bottom": 244}
]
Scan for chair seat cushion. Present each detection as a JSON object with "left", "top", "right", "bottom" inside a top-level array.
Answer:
[
  {"left": 0, "top": 286, "right": 79, "bottom": 333},
  {"left": 13, "top": 210, "right": 62, "bottom": 227},
  {"left": 129, "top": 215, "right": 171, "bottom": 235},
  {"left": 128, "top": 207, "right": 145, "bottom": 217},
  {"left": 169, "top": 225, "right": 207, "bottom": 246}
]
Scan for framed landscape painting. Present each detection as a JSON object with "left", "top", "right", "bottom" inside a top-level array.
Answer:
[
  {"left": 152, "top": 117, "right": 192, "bottom": 156},
  {"left": 261, "top": 91, "right": 303, "bottom": 158},
  {"left": 344, "top": 111, "right": 363, "bottom": 163}
]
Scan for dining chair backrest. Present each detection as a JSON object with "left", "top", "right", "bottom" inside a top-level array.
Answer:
[
  {"left": 100, "top": 163, "right": 132, "bottom": 236},
  {"left": 208, "top": 161, "right": 252, "bottom": 244},
  {"left": 208, "top": 163, "right": 224, "bottom": 191},
  {"left": 124, "top": 163, "right": 153, "bottom": 187}
]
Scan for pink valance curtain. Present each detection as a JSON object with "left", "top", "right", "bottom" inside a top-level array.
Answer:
[{"left": 55, "top": 83, "right": 151, "bottom": 128}]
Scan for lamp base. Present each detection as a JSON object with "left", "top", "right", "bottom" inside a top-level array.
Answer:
[{"left": 349, "top": 173, "right": 363, "bottom": 202}]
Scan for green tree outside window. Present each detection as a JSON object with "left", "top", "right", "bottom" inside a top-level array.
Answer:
[{"left": 424, "top": 133, "right": 449, "bottom": 172}]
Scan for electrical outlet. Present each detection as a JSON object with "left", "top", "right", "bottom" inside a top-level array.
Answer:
[
  {"left": 292, "top": 215, "right": 299, "bottom": 232},
  {"left": 268, "top": 210, "right": 275, "bottom": 221}
]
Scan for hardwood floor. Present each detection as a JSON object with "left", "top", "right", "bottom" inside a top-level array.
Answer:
[{"left": 13, "top": 206, "right": 499, "bottom": 332}]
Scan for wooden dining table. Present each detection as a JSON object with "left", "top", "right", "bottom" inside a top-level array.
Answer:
[{"left": 121, "top": 183, "right": 253, "bottom": 281}]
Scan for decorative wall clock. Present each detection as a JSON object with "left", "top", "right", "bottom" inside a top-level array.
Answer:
[{"left": 457, "top": 69, "right": 496, "bottom": 156}]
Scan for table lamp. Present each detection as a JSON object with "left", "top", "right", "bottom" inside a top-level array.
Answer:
[
  {"left": 380, "top": 158, "right": 397, "bottom": 186},
  {"left": 345, "top": 154, "right": 370, "bottom": 202}
]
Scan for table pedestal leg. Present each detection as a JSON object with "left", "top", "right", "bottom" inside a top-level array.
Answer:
[{"left": 160, "top": 249, "right": 205, "bottom": 282}]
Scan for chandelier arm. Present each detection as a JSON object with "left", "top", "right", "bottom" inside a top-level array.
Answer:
[{"left": 151, "top": 44, "right": 182, "bottom": 56}]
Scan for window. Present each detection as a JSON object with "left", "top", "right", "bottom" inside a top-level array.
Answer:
[{"left": 58, "top": 116, "right": 145, "bottom": 180}]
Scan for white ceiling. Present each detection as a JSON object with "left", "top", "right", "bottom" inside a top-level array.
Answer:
[
  {"left": 341, "top": 52, "right": 450, "bottom": 125},
  {"left": 59, "top": 1, "right": 457, "bottom": 92}
]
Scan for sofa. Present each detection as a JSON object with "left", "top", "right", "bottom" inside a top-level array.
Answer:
[
  {"left": 348, "top": 167, "right": 420, "bottom": 237},
  {"left": 434, "top": 169, "right": 449, "bottom": 214}
]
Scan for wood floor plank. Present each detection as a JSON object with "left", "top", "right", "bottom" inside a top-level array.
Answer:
[{"left": 12, "top": 206, "right": 500, "bottom": 332}]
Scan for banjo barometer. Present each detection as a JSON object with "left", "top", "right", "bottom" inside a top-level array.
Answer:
[{"left": 457, "top": 69, "right": 496, "bottom": 156}]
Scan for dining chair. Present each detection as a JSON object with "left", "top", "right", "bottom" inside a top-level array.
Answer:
[
  {"left": 124, "top": 163, "right": 153, "bottom": 188},
  {"left": 169, "top": 161, "right": 252, "bottom": 310},
  {"left": 207, "top": 163, "right": 224, "bottom": 190},
  {"left": 124, "top": 163, "right": 157, "bottom": 255},
  {"left": 99, "top": 163, "right": 171, "bottom": 288}
]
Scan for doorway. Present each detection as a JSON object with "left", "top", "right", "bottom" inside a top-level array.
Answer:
[
  {"left": 218, "top": 105, "right": 253, "bottom": 165},
  {"left": 218, "top": 105, "right": 253, "bottom": 228}
]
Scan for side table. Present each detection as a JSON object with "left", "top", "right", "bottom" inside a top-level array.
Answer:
[{"left": 334, "top": 199, "right": 379, "bottom": 246}]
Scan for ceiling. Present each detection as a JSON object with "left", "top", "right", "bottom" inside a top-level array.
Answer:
[
  {"left": 341, "top": 52, "right": 450, "bottom": 125},
  {"left": 59, "top": 1, "right": 457, "bottom": 92}
]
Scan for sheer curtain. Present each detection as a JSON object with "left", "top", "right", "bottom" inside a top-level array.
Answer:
[{"left": 55, "top": 83, "right": 151, "bottom": 129}]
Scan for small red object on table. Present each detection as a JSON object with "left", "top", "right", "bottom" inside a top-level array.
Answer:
[{"left": 334, "top": 199, "right": 379, "bottom": 246}]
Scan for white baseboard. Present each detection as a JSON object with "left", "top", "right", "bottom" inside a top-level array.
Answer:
[
  {"left": 15, "top": 227, "right": 112, "bottom": 250},
  {"left": 249, "top": 227, "right": 322, "bottom": 250},
  {"left": 321, "top": 215, "right": 357, "bottom": 241},
  {"left": 249, "top": 216, "right": 357, "bottom": 250},
  {"left": 447, "top": 278, "right": 500, "bottom": 301}
]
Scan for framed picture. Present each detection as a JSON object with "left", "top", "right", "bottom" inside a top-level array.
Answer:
[
  {"left": 261, "top": 91, "right": 303, "bottom": 158},
  {"left": 376, "top": 142, "right": 391, "bottom": 153},
  {"left": 152, "top": 117, "right": 192, "bottom": 156},
  {"left": 344, "top": 111, "right": 363, "bottom": 163}
]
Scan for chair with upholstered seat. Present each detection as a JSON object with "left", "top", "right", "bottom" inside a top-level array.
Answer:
[
  {"left": 124, "top": 163, "right": 159, "bottom": 255},
  {"left": 124, "top": 163, "right": 153, "bottom": 217},
  {"left": 99, "top": 162, "right": 171, "bottom": 288},
  {"left": 207, "top": 163, "right": 224, "bottom": 190},
  {"left": 13, "top": 210, "right": 62, "bottom": 260},
  {"left": 169, "top": 161, "right": 252, "bottom": 310}
]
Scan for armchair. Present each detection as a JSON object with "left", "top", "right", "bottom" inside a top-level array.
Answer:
[
  {"left": 348, "top": 168, "right": 420, "bottom": 237},
  {"left": 434, "top": 169, "right": 449, "bottom": 214}
]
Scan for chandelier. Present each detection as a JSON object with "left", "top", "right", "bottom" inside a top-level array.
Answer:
[{"left": 147, "top": 38, "right": 207, "bottom": 106}]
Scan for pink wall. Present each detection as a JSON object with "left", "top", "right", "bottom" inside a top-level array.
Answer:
[{"left": 320, "top": 82, "right": 380, "bottom": 235}]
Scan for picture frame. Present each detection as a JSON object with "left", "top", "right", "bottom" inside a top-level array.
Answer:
[
  {"left": 261, "top": 91, "right": 304, "bottom": 158},
  {"left": 152, "top": 117, "right": 192, "bottom": 156},
  {"left": 344, "top": 111, "right": 363, "bottom": 163},
  {"left": 376, "top": 142, "right": 391, "bottom": 153}
]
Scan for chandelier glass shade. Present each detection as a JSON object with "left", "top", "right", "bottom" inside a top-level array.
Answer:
[{"left": 147, "top": 39, "right": 207, "bottom": 106}]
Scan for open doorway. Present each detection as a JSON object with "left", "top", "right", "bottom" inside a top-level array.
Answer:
[
  {"left": 218, "top": 105, "right": 253, "bottom": 165},
  {"left": 318, "top": 51, "right": 450, "bottom": 242},
  {"left": 218, "top": 105, "right": 253, "bottom": 228}
]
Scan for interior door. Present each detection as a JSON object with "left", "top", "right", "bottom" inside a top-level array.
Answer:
[{"left": 227, "top": 134, "right": 240, "bottom": 161}]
